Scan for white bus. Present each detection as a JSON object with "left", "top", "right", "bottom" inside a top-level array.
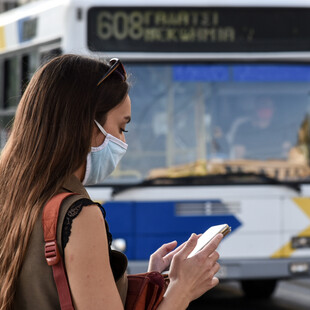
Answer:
[{"left": 2, "top": 0, "right": 310, "bottom": 298}]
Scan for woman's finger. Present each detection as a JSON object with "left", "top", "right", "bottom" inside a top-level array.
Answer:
[
  {"left": 214, "top": 262, "right": 221, "bottom": 275},
  {"left": 163, "top": 241, "right": 186, "bottom": 260},
  {"left": 152, "top": 240, "right": 178, "bottom": 257},
  {"left": 208, "top": 250, "right": 220, "bottom": 261},
  {"left": 177, "top": 233, "right": 199, "bottom": 258},
  {"left": 211, "top": 276, "right": 219, "bottom": 288},
  {"left": 199, "top": 234, "right": 223, "bottom": 257},
  {"left": 164, "top": 233, "right": 203, "bottom": 261}
]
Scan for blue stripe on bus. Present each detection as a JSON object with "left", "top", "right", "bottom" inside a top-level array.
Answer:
[
  {"left": 104, "top": 201, "right": 241, "bottom": 260},
  {"left": 173, "top": 64, "right": 310, "bottom": 82},
  {"left": 17, "top": 18, "right": 27, "bottom": 43},
  {"left": 173, "top": 65, "right": 229, "bottom": 82},
  {"left": 233, "top": 65, "right": 310, "bottom": 82}
]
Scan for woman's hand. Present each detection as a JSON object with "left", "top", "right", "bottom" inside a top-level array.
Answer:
[
  {"left": 148, "top": 240, "right": 185, "bottom": 273},
  {"left": 157, "top": 233, "right": 223, "bottom": 310}
]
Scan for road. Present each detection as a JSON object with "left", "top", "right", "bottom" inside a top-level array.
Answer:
[{"left": 187, "top": 279, "right": 310, "bottom": 310}]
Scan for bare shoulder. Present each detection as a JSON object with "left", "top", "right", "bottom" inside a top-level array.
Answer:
[
  {"left": 65, "top": 203, "right": 108, "bottom": 257},
  {"left": 64, "top": 204, "right": 123, "bottom": 309},
  {"left": 72, "top": 203, "right": 106, "bottom": 228}
]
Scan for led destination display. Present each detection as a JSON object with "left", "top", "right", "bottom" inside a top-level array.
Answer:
[{"left": 87, "top": 7, "right": 310, "bottom": 53}]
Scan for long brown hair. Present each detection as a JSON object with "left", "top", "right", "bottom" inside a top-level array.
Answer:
[{"left": 0, "top": 54, "right": 129, "bottom": 310}]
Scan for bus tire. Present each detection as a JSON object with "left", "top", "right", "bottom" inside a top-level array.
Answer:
[{"left": 240, "top": 279, "right": 277, "bottom": 299}]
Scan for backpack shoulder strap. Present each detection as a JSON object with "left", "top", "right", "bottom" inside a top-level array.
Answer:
[{"left": 42, "top": 192, "right": 76, "bottom": 310}]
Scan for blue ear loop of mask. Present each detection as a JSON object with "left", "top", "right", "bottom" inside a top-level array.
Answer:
[{"left": 82, "top": 120, "right": 128, "bottom": 186}]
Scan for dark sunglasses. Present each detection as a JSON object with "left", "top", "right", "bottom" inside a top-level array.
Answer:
[{"left": 97, "top": 58, "right": 127, "bottom": 86}]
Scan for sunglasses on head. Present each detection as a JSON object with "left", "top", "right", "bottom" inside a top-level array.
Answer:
[{"left": 97, "top": 58, "right": 127, "bottom": 86}]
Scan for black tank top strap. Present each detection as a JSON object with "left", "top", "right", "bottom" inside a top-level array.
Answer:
[{"left": 61, "top": 198, "right": 112, "bottom": 250}]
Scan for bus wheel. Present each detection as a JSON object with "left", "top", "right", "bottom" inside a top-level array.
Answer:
[{"left": 240, "top": 279, "right": 277, "bottom": 299}]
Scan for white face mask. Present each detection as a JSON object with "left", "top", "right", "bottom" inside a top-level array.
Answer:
[{"left": 82, "top": 120, "right": 128, "bottom": 186}]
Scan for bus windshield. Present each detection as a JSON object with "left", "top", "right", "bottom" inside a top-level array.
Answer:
[{"left": 106, "top": 63, "right": 310, "bottom": 184}]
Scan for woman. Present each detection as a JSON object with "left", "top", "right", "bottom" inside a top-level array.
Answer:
[{"left": 0, "top": 54, "right": 222, "bottom": 310}]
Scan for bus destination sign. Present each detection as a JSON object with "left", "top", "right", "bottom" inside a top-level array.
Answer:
[{"left": 87, "top": 7, "right": 310, "bottom": 53}]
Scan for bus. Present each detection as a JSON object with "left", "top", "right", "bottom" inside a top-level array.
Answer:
[{"left": 1, "top": 0, "right": 310, "bottom": 298}]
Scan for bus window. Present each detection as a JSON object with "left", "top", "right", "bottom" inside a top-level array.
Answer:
[
  {"left": 106, "top": 63, "right": 310, "bottom": 183},
  {"left": 21, "top": 55, "right": 29, "bottom": 93},
  {"left": 21, "top": 52, "right": 37, "bottom": 94},
  {"left": 3, "top": 57, "right": 19, "bottom": 108}
]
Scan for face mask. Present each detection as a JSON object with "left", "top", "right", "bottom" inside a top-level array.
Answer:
[{"left": 82, "top": 120, "right": 128, "bottom": 186}]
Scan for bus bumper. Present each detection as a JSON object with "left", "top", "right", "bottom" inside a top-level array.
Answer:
[
  {"left": 128, "top": 258, "right": 310, "bottom": 280},
  {"left": 217, "top": 258, "right": 310, "bottom": 280}
]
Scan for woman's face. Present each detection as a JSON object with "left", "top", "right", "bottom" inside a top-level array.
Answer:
[{"left": 92, "top": 94, "right": 131, "bottom": 147}]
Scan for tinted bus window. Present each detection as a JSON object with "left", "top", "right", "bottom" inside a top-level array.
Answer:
[{"left": 3, "top": 57, "right": 19, "bottom": 108}]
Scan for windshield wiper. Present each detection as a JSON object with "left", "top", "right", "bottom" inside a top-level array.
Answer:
[{"left": 110, "top": 172, "right": 301, "bottom": 196}]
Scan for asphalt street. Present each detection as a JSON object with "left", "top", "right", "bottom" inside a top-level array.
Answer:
[{"left": 187, "top": 279, "right": 310, "bottom": 310}]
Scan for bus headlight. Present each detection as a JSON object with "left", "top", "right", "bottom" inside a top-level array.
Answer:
[
  {"left": 291, "top": 236, "right": 310, "bottom": 249},
  {"left": 289, "top": 262, "right": 310, "bottom": 274},
  {"left": 111, "top": 238, "right": 127, "bottom": 252}
]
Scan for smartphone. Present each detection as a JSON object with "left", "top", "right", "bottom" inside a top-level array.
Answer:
[{"left": 187, "top": 224, "right": 231, "bottom": 258}]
